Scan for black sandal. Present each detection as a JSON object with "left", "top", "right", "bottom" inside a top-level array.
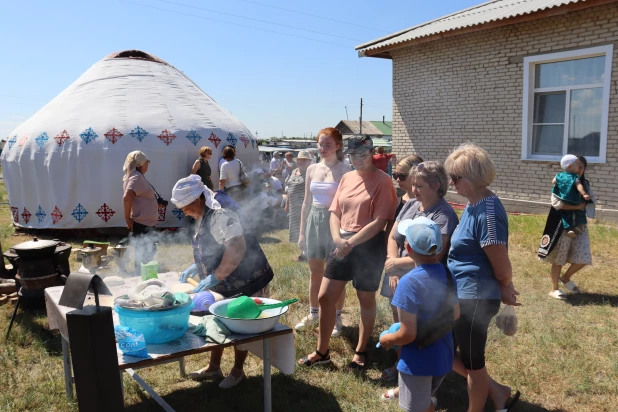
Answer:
[
  {"left": 299, "top": 349, "right": 331, "bottom": 367},
  {"left": 347, "top": 351, "right": 367, "bottom": 370}
]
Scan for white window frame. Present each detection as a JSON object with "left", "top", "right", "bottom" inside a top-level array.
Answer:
[{"left": 521, "top": 45, "right": 613, "bottom": 163}]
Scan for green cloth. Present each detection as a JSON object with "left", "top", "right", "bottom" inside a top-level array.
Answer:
[
  {"left": 192, "top": 315, "right": 232, "bottom": 344},
  {"left": 173, "top": 292, "right": 191, "bottom": 306},
  {"left": 552, "top": 172, "right": 581, "bottom": 204}
]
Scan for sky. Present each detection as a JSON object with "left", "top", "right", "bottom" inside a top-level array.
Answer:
[{"left": 0, "top": 0, "right": 480, "bottom": 140}]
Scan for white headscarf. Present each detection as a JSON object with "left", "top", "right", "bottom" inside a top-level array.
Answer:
[
  {"left": 123, "top": 151, "right": 149, "bottom": 181},
  {"left": 171, "top": 175, "right": 221, "bottom": 210}
]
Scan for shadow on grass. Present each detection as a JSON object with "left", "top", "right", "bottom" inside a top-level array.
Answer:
[
  {"left": 430, "top": 372, "right": 567, "bottom": 412},
  {"left": 6, "top": 307, "right": 63, "bottom": 357},
  {"left": 565, "top": 292, "right": 618, "bottom": 307},
  {"left": 123, "top": 373, "right": 343, "bottom": 412},
  {"left": 258, "top": 236, "right": 281, "bottom": 244}
]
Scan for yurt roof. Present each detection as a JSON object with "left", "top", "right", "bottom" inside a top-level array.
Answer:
[{"left": 1, "top": 50, "right": 258, "bottom": 229}]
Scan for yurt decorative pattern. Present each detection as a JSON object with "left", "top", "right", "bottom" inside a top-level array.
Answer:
[{"left": 1, "top": 50, "right": 259, "bottom": 229}]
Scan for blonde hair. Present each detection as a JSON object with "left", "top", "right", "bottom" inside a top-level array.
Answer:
[
  {"left": 122, "top": 151, "right": 149, "bottom": 181},
  {"left": 411, "top": 161, "right": 448, "bottom": 197},
  {"left": 444, "top": 142, "right": 495, "bottom": 187},
  {"left": 396, "top": 154, "right": 424, "bottom": 174},
  {"left": 199, "top": 146, "right": 212, "bottom": 157}
]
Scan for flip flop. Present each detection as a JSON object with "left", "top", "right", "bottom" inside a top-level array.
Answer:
[
  {"left": 496, "top": 390, "right": 521, "bottom": 412},
  {"left": 380, "top": 388, "right": 398, "bottom": 401}
]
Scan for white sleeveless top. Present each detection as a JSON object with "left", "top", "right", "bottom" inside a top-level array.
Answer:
[{"left": 311, "top": 181, "right": 338, "bottom": 208}]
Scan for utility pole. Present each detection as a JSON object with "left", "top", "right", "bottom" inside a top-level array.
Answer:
[
  {"left": 345, "top": 106, "right": 349, "bottom": 120},
  {"left": 359, "top": 98, "right": 363, "bottom": 134}
]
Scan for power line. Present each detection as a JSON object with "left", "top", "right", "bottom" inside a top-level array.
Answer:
[
  {"left": 117, "top": 0, "right": 351, "bottom": 48},
  {"left": 228, "top": 0, "right": 390, "bottom": 33},
  {"left": 156, "top": 0, "right": 363, "bottom": 42}
]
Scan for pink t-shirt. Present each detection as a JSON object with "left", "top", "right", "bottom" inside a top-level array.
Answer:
[
  {"left": 329, "top": 169, "right": 398, "bottom": 232},
  {"left": 123, "top": 171, "right": 158, "bottom": 227}
]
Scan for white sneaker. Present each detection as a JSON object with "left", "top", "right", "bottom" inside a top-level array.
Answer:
[
  {"left": 295, "top": 314, "right": 318, "bottom": 331},
  {"left": 331, "top": 317, "right": 343, "bottom": 337}
]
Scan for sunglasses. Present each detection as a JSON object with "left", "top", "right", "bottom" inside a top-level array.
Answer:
[
  {"left": 350, "top": 152, "right": 369, "bottom": 160},
  {"left": 392, "top": 172, "right": 408, "bottom": 181},
  {"left": 450, "top": 175, "right": 463, "bottom": 184}
]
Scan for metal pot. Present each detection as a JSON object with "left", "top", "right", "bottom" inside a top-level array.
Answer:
[
  {"left": 82, "top": 245, "right": 102, "bottom": 270},
  {"left": 12, "top": 237, "right": 59, "bottom": 260}
]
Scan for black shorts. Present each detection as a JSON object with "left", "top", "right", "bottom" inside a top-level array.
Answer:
[
  {"left": 453, "top": 299, "right": 501, "bottom": 371},
  {"left": 324, "top": 231, "right": 386, "bottom": 292}
]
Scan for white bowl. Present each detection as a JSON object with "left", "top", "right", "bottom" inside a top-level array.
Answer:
[{"left": 208, "top": 298, "right": 289, "bottom": 334}]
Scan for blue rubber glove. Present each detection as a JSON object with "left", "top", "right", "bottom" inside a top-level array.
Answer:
[
  {"left": 376, "top": 322, "right": 401, "bottom": 350},
  {"left": 179, "top": 264, "right": 198, "bottom": 283},
  {"left": 193, "top": 274, "right": 220, "bottom": 292}
]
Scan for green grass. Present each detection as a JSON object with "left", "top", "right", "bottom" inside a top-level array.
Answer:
[{"left": 1, "top": 189, "right": 618, "bottom": 411}]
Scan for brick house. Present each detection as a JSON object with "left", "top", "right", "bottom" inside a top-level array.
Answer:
[{"left": 357, "top": 0, "right": 618, "bottom": 220}]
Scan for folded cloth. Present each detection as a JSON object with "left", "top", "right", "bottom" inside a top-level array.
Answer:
[
  {"left": 193, "top": 315, "right": 232, "bottom": 344},
  {"left": 127, "top": 279, "right": 174, "bottom": 308}
]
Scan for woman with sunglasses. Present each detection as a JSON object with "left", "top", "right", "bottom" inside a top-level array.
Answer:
[
  {"left": 299, "top": 136, "right": 398, "bottom": 369},
  {"left": 445, "top": 143, "right": 521, "bottom": 412},
  {"left": 380, "top": 160, "right": 459, "bottom": 398}
]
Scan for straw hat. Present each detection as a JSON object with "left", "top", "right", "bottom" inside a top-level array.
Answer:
[{"left": 297, "top": 150, "right": 312, "bottom": 160}]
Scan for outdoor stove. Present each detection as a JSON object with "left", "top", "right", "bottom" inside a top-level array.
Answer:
[{"left": 4, "top": 238, "right": 72, "bottom": 339}]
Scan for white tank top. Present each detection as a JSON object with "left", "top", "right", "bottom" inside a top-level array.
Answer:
[{"left": 311, "top": 181, "right": 338, "bottom": 207}]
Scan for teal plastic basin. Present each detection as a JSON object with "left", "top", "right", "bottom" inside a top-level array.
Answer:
[{"left": 115, "top": 301, "right": 195, "bottom": 344}]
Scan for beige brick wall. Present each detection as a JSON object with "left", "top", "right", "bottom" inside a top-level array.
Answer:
[{"left": 391, "top": 3, "right": 618, "bottom": 210}]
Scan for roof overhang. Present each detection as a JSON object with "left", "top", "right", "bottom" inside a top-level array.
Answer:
[{"left": 356, "top": 0, "right": 617, "bottom": 59}]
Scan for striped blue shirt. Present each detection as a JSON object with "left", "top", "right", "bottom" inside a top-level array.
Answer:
[{"left": 447, "top": 195, "right": 508, "bottom": 300}]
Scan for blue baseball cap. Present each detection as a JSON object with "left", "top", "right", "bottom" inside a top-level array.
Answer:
[{"left": 397, "top": 216, "right": 442, "bottom": 256}]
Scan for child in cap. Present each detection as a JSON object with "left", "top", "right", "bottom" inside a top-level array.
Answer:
[
  {"left": 379, "top": 216, "right": 459, "bottom": 412},
  {"left": 552, "top": 154, "right": 591, "bottom": 238}
]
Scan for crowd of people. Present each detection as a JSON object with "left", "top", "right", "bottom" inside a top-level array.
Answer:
[{"left": 119, "top": 128, "right": 594, "bottom": 411}]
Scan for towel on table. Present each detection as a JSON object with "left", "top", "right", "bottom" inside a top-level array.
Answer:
[{"left": 193, "top": 315, "right": 232, "bottom": 344}]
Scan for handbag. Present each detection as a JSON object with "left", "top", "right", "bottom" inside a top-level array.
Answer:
[
  {"left": 414, "top": 265, "right": 457, "bottom": 349},
  {"left": 238, "top": 160, "right": 251, "bottom": 188}
]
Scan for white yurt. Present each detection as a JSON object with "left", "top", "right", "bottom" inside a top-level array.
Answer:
[{"left": 1, "top": 50, "right": 259, "bottom": 229}]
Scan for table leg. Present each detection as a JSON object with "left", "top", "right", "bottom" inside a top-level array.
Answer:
[
  {"left": 126, "top": 368, "right": 175, "bottom": 412},
  {"left": 61, "top": 336, "right": 73, "bottom": 399},
  {"left": 178, "top": 357, "right": 186, "bottom": 378},
  {"left": 263, "top": 338, "right": 272, "bottom": 412}
]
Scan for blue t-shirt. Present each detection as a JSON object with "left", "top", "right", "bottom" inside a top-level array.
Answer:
[
  {"left": 392, "top": 263, "right": 456, "bottom": 377},
  {"left": 447, "top": 195, "right": 508, "bottom": 300}
]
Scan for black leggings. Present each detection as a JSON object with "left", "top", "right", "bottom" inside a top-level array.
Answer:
[{"left": 453, "top": 299, "right": 501, "bottom": 371}]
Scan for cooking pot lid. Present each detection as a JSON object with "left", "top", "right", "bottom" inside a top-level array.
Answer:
[
  {"left": 13, "top": 237, "right": 59, "bottom": 251},
  {"left": 82, "top": 246, "right": 101, "bottom": 253}
]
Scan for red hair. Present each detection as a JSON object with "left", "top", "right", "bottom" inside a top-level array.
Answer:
[{"left": 317, "top": 127, "right": 344, "bottom": 161}]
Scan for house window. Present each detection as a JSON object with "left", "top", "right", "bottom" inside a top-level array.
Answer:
[{"left": 522, "top": 45, "right": 613, "bottom": 163}]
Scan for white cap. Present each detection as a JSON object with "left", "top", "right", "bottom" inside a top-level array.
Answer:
[{"left": 560, "top": 154, "right": 578, "bottom": 169}]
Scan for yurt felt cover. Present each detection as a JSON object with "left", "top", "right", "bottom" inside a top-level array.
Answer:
[{"left": 1, "top": 51, "right": 259, "bottom": 229}]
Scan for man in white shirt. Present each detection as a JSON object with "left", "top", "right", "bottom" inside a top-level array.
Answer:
[{"left": 270, "top": 152, "right": 282, "bottom": 176}]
